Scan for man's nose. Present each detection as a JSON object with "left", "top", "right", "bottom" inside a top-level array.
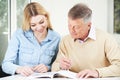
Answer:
[
  {"left": 71, "top": 26, "right": 76, "bottom": 32},
  {"left": 71, "top": 26, "right": 75, "bottom": 30}
]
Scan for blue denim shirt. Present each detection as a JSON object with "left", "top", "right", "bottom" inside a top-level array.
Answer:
[{"left": 2, "top": 29, "right": 60, "bottom": 74}]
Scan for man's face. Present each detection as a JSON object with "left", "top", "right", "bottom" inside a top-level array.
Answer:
[{"left": 68, "top": 17, "right": 91, "bottom": 40}]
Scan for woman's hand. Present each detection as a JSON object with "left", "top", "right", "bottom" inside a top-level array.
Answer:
[
  {"left": 77, "top": 69, "right": 99, "bottom": 78},
  {"left": 16, "top": 66, "right": 34, "bottom": 76},
  {"left": 32, "top": 64, "right": 48, "bottom": 73}
]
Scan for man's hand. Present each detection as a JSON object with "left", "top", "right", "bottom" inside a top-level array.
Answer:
[
  {"left": 32, "top": 64, "right": 48, "bottom": 73},
  {"left": 77, "top": 69, "right": 99, "bottom": 78},
  {"left": 16, "top": 66, "right": 34, "bottom": 76},
  {"left": 59, "top": 57, "right": 71, "bottom": 70}
]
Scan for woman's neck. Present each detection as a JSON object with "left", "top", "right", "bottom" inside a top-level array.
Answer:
[{"left": 34, "top": 29, "right": 48, "bottom": 43}]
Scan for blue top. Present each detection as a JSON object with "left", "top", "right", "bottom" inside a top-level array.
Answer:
[{"left": 2, "top": 29, "right": 60, "bottom": 74}]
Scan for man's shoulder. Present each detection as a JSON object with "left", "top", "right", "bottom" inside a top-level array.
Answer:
[
  {"left": 61, "top": 35, "right": 73, "bottom": 43},
  {"left": 62, "top": 35, "right": 72, "bottom": 39},
  {"left": 95, "top": 28, "right": 114, "bottom": 39}
]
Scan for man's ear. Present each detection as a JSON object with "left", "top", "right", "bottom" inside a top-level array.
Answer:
[{"left": 88, "top": 22, "right": 92, "bottom": 27}]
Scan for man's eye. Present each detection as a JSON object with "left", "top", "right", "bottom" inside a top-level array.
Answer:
[{"left": 75, "top": 26, "right": 79, "bottom": 28}]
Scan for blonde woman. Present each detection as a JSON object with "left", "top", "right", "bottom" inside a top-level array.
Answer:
[{"left": 2, "top": 2, "right": 60, "bottom": 76}]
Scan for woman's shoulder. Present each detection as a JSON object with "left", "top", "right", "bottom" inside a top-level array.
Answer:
[
  {"left": 11, "top": 28, "right": 25, "bottom": 39},
  {"left": 13, "top": 28, "right": 24, "bottom": 34}
]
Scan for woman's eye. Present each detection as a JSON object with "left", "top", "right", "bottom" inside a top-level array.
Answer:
[
  {"left": 31, "top": 25, "right": 35, "bottom": 27},
  {"left": 39, "top": 21, "right": 44, "bottom": 24}
]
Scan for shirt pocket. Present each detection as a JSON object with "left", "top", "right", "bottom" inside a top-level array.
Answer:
[
  {"left": 41, "top": 49, "right": 55, "bottom": 65},
  {"left": 19, "top": 47, "right": 34, "bottom": 63}
]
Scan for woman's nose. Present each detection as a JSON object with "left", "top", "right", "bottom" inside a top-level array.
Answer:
[{"left": 36, "top": 25, "right": 43, "bottom": 30}]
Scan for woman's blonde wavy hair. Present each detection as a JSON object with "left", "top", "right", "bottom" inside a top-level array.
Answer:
[{"left": 22, "top": 2, "right": 53, "bottom": 31}]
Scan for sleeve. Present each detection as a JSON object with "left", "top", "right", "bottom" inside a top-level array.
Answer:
[
  {"left": 48, "top": 37, "right": 60, "bottom": 71},
  {"left": 50, "top": 36, "right": 61, "bottom": 65},
  {"left": 2, "top": 31, "right": 20, "bottom": 75},
  {"left": 96, "top": 35, "right": 120, "bottom": 77},
  {"left": 51, "top": 38, "right": 67, "bottom": 71}
]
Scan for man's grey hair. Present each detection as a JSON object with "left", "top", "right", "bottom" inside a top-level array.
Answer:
[{"left": 68, "top": 3, "right": 92, "bottom": 23}]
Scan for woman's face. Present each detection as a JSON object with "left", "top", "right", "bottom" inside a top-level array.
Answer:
[{"left": 30, "top": 15, "right": 48, "bottom": 33}]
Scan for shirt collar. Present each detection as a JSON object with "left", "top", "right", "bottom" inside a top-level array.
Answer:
[
  {"left": 43, "top": 29, "right": 53, "bottom": 42},
  {"left": 87, "top": 26, "right": 96, "bottom": 40},
  {"left": 24, "top": 29, "right": 34, "bottom": 38}
]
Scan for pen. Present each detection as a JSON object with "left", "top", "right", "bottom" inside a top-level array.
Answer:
[
  {"left": 61, "top": 52, "right": 71, "bottom": 71},
  {"left": 61, "top": 52, "right": 66, "bottom": 58}
]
